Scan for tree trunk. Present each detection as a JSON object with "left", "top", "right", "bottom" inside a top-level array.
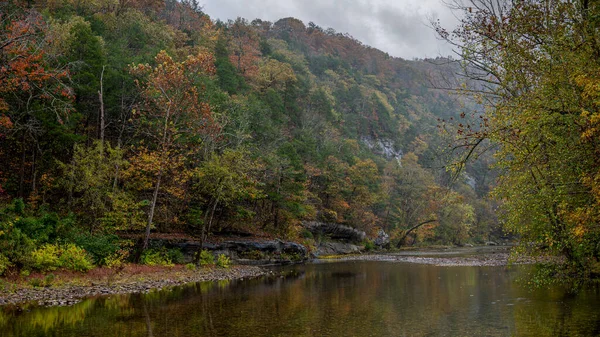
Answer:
[
  {"left": 143, "top": 169, "right": 162, "bottom": 251},
  {"left": 19, "top": 135, "right": 26, "bottom": 198},
  {"left": 396, "top": 219, "right": 437, "bottom": 248},
  {"left": 98, "top": 66, "right": 106, "bottom": 143}
]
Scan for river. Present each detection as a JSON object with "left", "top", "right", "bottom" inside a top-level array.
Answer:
[{"left": 2, "top": 259, "right": 600, "bottom": 336}]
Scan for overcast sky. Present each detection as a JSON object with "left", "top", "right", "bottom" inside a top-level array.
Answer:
[{"left": 200, "top": 0, "right": 460, "bottom": 60}]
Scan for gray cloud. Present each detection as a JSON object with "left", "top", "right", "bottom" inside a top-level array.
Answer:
[{"left": 200, "top": 0, "right": 459, "bottom": 59}]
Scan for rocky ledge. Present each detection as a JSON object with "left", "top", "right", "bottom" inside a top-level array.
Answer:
[{"left": 0, "top": 265, "right": 267, "bottom": 308}]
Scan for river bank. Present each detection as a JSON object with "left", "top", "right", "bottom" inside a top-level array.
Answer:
[
  {"left": 336, "top": 246, "right": 549, "bottom": 266},
  {"left": 0, "top": 264, "right": 268, "bottom": 307},
  {"left": 0, "top": 246, "right": 530, "bottom": 308}
]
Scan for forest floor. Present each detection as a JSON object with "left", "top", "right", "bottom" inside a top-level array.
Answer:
[{"left": 0, "top": 264, "right": 268, "bottom": 308}]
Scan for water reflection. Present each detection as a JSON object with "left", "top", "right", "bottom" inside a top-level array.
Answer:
[{"left": 1, "top": 261, "right": 600, "bottom": 336}]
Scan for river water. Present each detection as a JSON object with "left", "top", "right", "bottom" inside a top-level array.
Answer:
[{"left": 2, "top": 260, "right": 600, "bottom": 336}]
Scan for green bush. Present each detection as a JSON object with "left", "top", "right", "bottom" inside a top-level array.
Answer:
[
  {"left": 0, "top": 254, "right": 11, "bottom": 276},
  {"left": 185, "top": 263, "right": 196, "bottom": 271},
  {"left": 12, "top": 198, "right": 25, "bottom": 215},
  {"left": 198, "top": 250, "right": 214, "bottom": 266},
  {"left": 216, "top": 254, "right": 231, "bottom": 268},
  {"left": 166, "top": 248, "right": 185, "bottom": 264},
  {"left": 300, "top": 229, "right": 313, "bottom": 239},
  {"left": 44, "top": 273, "right": 56, "bottom": 287},
  {"left": 59, "top": 244, "right": 94, "bottom": 272},
  {"left": 364, "top": 240, "right": 375, "bottom": 252},
  {"left": 103, "top": 249, "right": 129, "bottom": 269},
  {"left": 140, "top": 249, "right": 173, "bottom": 267},
  {"left": 29, "top": 244, "right": 61, "bottom": 272},
  {"left": 14, "top": 213, "right": 61, "bottom": 244},
  {"left": 0, "top": 220, "right": 35, "bottom": 267},
  {"left": 69, "top": 232, "right": 120, "bottom": 265}
]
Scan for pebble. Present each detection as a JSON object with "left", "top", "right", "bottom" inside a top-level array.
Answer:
[{"left": 0, "top": 266, "right": 266, "bottom": 308}]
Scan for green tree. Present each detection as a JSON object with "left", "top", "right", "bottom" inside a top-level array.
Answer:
[
  {"left": 436, "top": 0, "right": 600, "bottom": 284},
  {"left": 190, "top": 149, "right": 262, "bottom": 251}
]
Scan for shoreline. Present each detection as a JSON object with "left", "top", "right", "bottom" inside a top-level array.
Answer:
[
  {"left": 336, "top": 253, "right": 515, "bottom": 266},
  {"left": 0, "top": 264, "right": 268, "bottom": 308},
  {"left": 0, "top": 246, "right": 532, "bottom": 308}
]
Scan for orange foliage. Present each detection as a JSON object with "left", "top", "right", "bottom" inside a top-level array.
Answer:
[
  {"left": 228, "top": 20, "right": 261, "bottom": 77},
  {"left": 0, "top": 10, "right": 73, "bottom": 121}
]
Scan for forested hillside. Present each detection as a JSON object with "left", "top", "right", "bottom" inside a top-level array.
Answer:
[{"left": 0, "top": 0, "right": 499, "bottom": 273}]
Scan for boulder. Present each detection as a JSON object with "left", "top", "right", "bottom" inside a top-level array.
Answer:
[{"left": 374, "top": 229, "right": 390, "bottom": 247}]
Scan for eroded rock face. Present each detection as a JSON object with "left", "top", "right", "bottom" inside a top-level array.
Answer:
[
  {"left": 315, "top": 242, "right": 362, "bottom": 256},
  {"left": 303, "top": 221, "right": 366, "bottom": 243},
  {"left": 162, "top": 239, "right": 308, "bottom": 264}
]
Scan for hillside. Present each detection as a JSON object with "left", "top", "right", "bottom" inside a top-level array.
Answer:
[{"left": 0, "top": 0, "right": 500, "bottom": 273}]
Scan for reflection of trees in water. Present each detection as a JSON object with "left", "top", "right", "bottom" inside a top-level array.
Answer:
[
  {"left": 512, "top": 284, "right": 600, "bottom": 337},
  {"left": 2, "top": 264, "right": 600, "bottom": 336}
]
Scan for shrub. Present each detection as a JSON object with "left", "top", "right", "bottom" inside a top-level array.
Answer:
[
  {"left": 364, "top": 240, "right": 375, "bottom": 252},
  {"left": 103, "top": 249, "right": 130, "bottom": 269},
  {"left": 12, "top": 198, "right": 25, "bottom": 215},
  {"left": 300, "top": 229, "right": 313, "bottom": 239},
  {"left": 185, "top": 263, "right": 196, "bottom": 271},
  {"left": 140, "top": 249, "right": 173, "bottom": 267},
  {"left": 0, "top": 254, "right": 11, "bottom": 276},
  {"left": 216, "top": 254, "right": 231, "bottom": 268},
  {"left": 69, "top": 232, "right": 120, "bottom": 265},
  {"left": 0, "top": 220, "right": 35, "bottom": 267},
  {"left": 29, "top": 244, "right": 61, "bottom": 272},
  {"left": 281, "top": 252, "right": 303, "bottom": 262},
  {"left": 59, "top": 244, "right": 94, "bottom": 272},
  {"left": 44, "top": 273, "right": 56, "bottom": 287},
  {"left": 29, "top": 278, "right": 43, "bottom": 288},
  {"left": 198, "top": 250, "right": 214, "bottom": 266},
  {"left": 166, "top": 248, "right": 185, "bottom": 264},
  {"left": 319, "top": 209, "right": 338, "bottom": 223},
  {"left": 14, "top": 213, "right": 60, "bottom": 244}
]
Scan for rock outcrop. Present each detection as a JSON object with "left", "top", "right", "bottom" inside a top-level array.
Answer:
[
  {"left": 303, "top": 221, "right": 366, "bottom": 243},
  {"left": 162, "top": 239, "right": 308, "bottom": 264},
  {"left": 315, "top": 242, "right": 362, "bottom": 256}
]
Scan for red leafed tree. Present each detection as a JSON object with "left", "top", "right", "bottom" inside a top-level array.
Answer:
[
  {"left": 0, "top": 10, "right": 72, "bottom": 118},
  {"left": 228, "top": 18, "right": 261, "bottom": 78},
  {"left": 129, "top": 50, "right": 218, "bottom": 250},
  {"left": 0, "top": 9, "right": 73, "bottom": 197}
]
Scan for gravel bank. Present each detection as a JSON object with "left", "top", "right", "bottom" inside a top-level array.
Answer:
[
  {"left": 337, "top": 253, "right": 516, "bottom": 266},
  {"left": 0, "top": 265, "right": 268, "bottom": 307}
]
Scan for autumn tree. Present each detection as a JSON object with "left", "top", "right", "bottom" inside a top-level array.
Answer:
[
  {"left": 228, "top": 18, "right": 261, "bottom": 78},
  {"left": 436, "top": 0, "right": 600, "bottom": 284},
  {"left": 0, "top": 8, "right": 74, "bottom": 199},
  {"left": 129, "top": 50, "right": 217, "bottom": 250}
]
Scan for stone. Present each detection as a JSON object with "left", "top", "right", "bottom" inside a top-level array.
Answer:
[
  {"left": 315, "top": 242, "right": 362, "bottom": 256},
  {"left": 374, "top": 229, "right": 390, "bottom": 247},
  {"left": 303, "top": 221, "right": 366, "bottom": 243}
]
